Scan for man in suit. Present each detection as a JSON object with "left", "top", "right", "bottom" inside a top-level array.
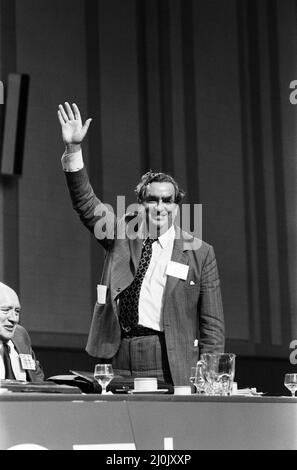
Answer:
[
  {"left": 0, "top": 282, "right": 44, "bottom": 382},
  {"left": 58, "top": 102, "right": 225, "bottom": 385}
]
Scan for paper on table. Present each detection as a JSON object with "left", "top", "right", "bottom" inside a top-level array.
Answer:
[
  {"left": 69, "top": 370, "right": 95, "bottom": 383},
  {"left": 233, "top": 388, "right": 265, "bottom": 396}
]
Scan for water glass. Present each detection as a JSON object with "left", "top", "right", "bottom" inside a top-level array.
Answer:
[
  {"left": 189, "top": 367, "right": 197, "bottom": 391},
  {"left": 284, "top": 373, "right": 297, "bottom": 397},
  {"left": 200, "top": 353, "right": 236, "bottom": 396},
  {"left": 189, "top": 362, "right": 207, "bottom": 394},
  {"left": 94, "top": 363, "right": 114, "bottom": 394}
]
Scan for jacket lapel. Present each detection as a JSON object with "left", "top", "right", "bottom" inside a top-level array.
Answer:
[
  {"left": 110, "top": 237, "right": 143, "bottom": 299},
  {"left": 129, "top": 236, "right": 143, "bottom": 273},
  {"left": 163, "top": 235, "right": 189, "bottom": 301},
  {"left": 109, "top": 210, "right": 145, "bottom": 299},
  {"left": 127, "top": 214, "right": 146, "bottom": 272},
  {"left": 110, "top": 246, "right": 133, "bottom": 298},
  {"left": 11, "top": 337, "right": 35, "bottom": 382}
]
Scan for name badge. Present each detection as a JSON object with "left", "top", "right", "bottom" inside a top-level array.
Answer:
[
  {"left": 19, "top": 354, "right": 36, "bottom": 370},
  {"left": 166, "top": 261, "right": 189, "bottom": 280},
  {"left": 97, "top": 284, "right": 107, "bottom": 304}
]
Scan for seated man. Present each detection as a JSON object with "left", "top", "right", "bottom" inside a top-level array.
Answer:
[{"left": 0, "top": 282, "right": 44, "bottom": 381}]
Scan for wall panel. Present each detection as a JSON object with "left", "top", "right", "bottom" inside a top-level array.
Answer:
[
  {"left": 192, "top": 0, "right": 250, "bottom": 340},
  {"left": 276, "top": 0, "right": 297, "bottom": 341},
  {"left": 98, "top": 0, "right": 141, "bottom": 209},
  {"left": 15, "top": 0, "right": 91, "bottom": 342}
]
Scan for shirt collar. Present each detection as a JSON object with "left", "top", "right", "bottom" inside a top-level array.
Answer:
[
  {"left": 7, "top": 340, "right": 16, "bottom": 353},
  {"left": 156, "top": 225, "right": 175, "bottom": 249},
  {"left": 0, "top": 340, "right": 15, "bottom": 354},
  {"left": 140, "top": 222, "right": 175, "bottom": 248}
]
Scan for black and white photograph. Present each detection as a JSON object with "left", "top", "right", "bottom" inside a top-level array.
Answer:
[{"left": 0, "top": 0, "right": 296, "bottom": 453}]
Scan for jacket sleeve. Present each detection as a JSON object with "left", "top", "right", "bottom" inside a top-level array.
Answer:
[
  {"left": 198, "top": 245, "right": 225, "bottom": 354},
  {"left": 64, "top": 166, "right": 117, "bottom": 250},
  {"left": 18, "top": 326, "right": 45, "bottom": 382},
  {"left": 31, "top": 348, "right": 45, "bottom": 382}
]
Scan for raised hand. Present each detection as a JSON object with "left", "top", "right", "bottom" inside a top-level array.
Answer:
[{"left": 58, "top": 102, "right": 92, "bottom": 145}]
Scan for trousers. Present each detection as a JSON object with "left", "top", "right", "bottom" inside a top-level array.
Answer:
[{"left": 112, "top": 333, "right": 173, "bottom": 384}]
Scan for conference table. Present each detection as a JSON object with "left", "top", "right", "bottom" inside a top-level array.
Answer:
[{"left": 0, "top": 392, "right": 296, "bottom": 450}]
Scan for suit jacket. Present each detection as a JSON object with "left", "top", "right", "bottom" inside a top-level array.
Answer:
[
  {"left": 12, "top": 325, "right": 44, "bottom": 382},
  {"left": 65, "top": 167, "right": 225, "bottom": 385}
]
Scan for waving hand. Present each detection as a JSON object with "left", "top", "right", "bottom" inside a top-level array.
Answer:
[{"left": 58, "top": 102, "right": 92, "bottom": 145}]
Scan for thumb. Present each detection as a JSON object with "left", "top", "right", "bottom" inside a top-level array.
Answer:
[{"left": 82, "top": 118, "right": 92, "bottom": 136}]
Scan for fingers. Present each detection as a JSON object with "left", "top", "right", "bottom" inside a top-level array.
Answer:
[
  {"left": 58, "top": 102, "right": 92, "bottom": 134},
  {"left": 64, "top": 102, "right": 75, "bottom": 120},
  {"left": 82, "top": 118, "right": 92, "bottom": 135},
  {"left": 72, "top": 103, "right": 81, "bottom": 121},
  {"left": 57, "top": 110, "right": 66, "bottom": 126},
  {"left": 58, "top": 104, "right": 68, "bottom": 122}
]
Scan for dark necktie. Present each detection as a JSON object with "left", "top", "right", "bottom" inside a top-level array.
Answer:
[
  {"left": 119, "top": 238, "right": 155, "bottom": 332},
  {"left": 3, "top": 343, "right": 16, "bottom": 380}
]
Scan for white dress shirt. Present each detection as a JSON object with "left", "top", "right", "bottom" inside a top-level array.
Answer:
[
  {"left": 0, "top": 340, "right": 27, "bottom": 381},
  {"left": 138, "top": 226, "right": 175, "bottom": 331},
  {"left": 62, "top": 149, "right": 176, "bottom": 332}
]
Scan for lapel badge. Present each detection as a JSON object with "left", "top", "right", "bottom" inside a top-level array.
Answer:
[{"left": 19, "top": 354, "right": 36, "bottom": 370}]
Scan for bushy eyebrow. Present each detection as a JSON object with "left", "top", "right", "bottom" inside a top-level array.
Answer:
[
  {"left": 0, "top": 304, "right": 21, "bottom": 310},
  {"left": 145, "top": 195, "right": 174, "bottom": 202}
]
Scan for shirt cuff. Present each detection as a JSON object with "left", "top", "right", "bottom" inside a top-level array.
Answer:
[{"left": 61, "top": 150, "right": 84, "bottom": 172}]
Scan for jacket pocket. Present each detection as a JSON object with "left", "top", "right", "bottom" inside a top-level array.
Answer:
[
  {"left": 184, "top": 280, "right": 200, "bottom": 290},
  {"left": 94, "top": 302, "right": 106, "bottom": 315},
  {"left": 184, "top": 282, "right": 200, "bottom": 311}
]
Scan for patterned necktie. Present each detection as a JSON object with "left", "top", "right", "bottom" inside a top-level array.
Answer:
[
  {"left": 119, "top": 238, "right": 155, "bottom": 332},
  {"left": 3, "top": 343, "right": 16, "bottom": 380}
]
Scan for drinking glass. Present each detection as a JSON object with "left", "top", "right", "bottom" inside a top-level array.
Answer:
[
  {"left": 189, "top": 362, "right": 206, "bottom": 394},
  {"left": 201, "top": 353, "right": 236, "bottom": 396},
  {"left": 284, "top": 373, "right": 297, "bottom": 397},
  {"left": 189, "top": 366, "right": 197, "bottom": 391},
  {"left": 94, "top": 363, "right": 114, "bottom": 394}
]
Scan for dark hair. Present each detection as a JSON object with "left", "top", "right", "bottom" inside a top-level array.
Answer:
[{"left": 135, "top": 170, "right": 186, "bottom": 204}]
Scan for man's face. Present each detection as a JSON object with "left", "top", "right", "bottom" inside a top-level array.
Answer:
[
  {"left": 0, "top": 287, "right": 20, "bottom": 342},
  {"left": 142, "top": 182, "right": 178, "bottom": 236}
]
